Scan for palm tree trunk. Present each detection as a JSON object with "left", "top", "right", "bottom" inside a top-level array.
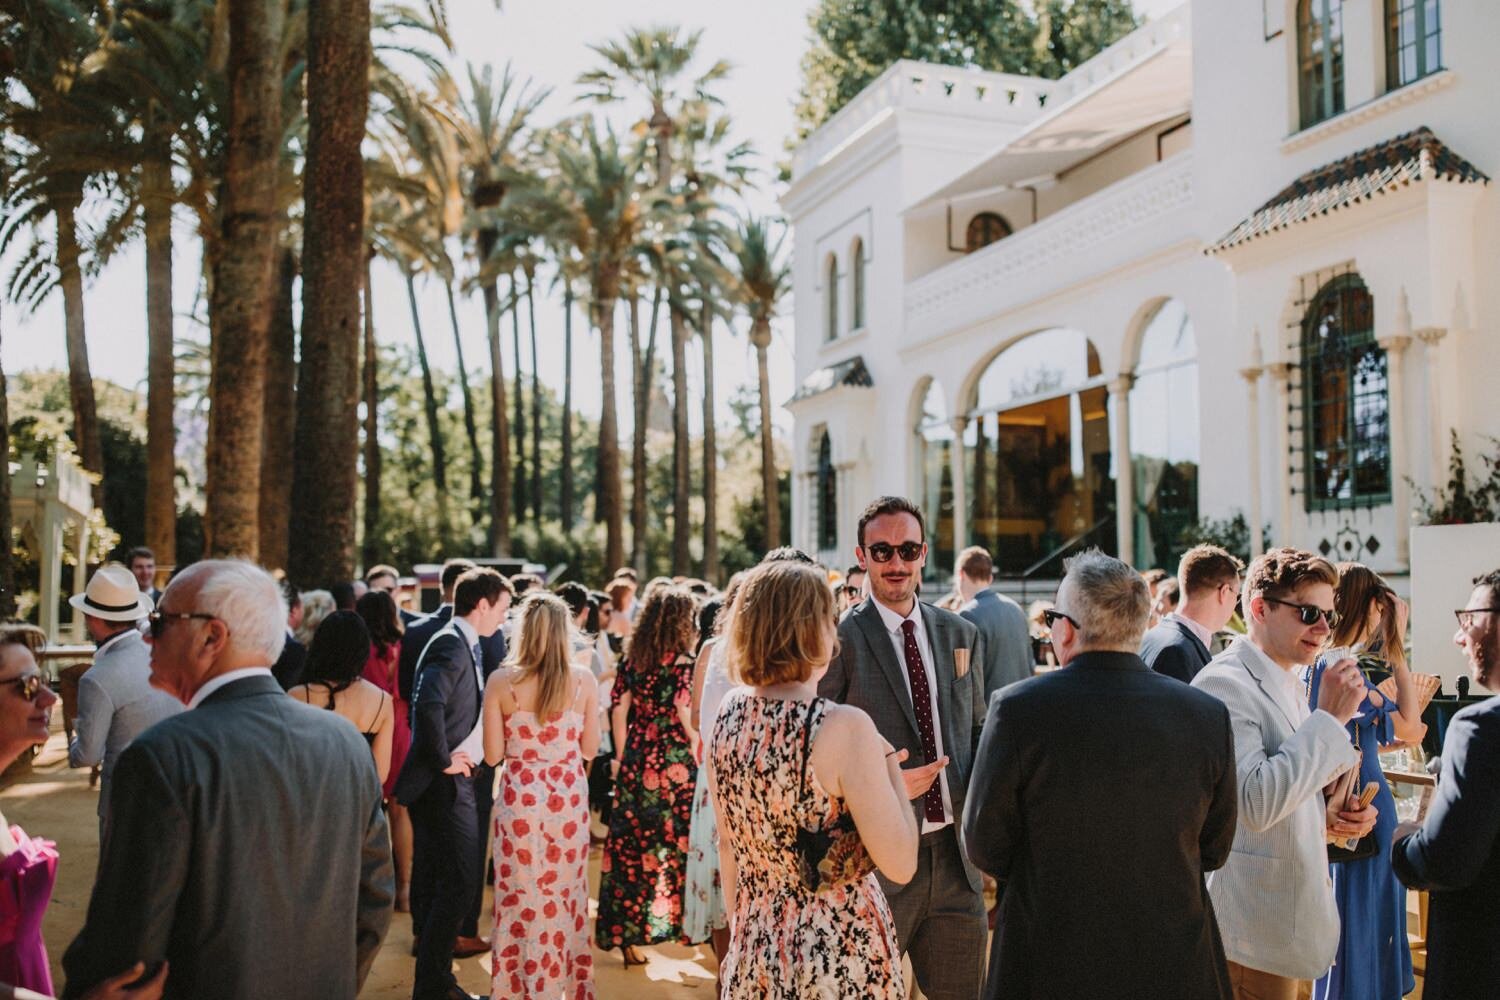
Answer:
[
  {"left": 444, "top": 280, "right": 484, "bottom": 518},
  {"left": 258, "top": 246, "right": 297, "bottom": 571},
  {"left": 142, "top": 142, "right": 176, "bottom": 567},
  {"left": 53, "top": 195, "right": 104, "bottom": 511},
  {"left": 560, "top": 284, "right": 574, "bottom": 531},
  {"left": 628, "top": 295, "right": 646, "bottom": 569},
  {"left": 405, "top": 270, "right": 449, "bottom": 534},
  {"left": 511, "top": 275, "right": 527, "bottom": 524},
  {"left": 700, "top": 303, "right": 718, "bottom": 584},
  {"left": 205, "top": 0, "right": 285, "bottom": 558},
  {"left": 527, "top": 278, "right": 542, "bottom": 525},
  {"left": 670, "top": 301, "right": 691, "bottom": 575},
  {"left": 753, "top": 322, "right": 780, "bottom": 548},
  {"left": 483, "top": 274, "right": 511, "bottom": 555},
  {"left": 288, "top": 0, "right": 368, "bottom": 586},
  {"left": 596, "top": 295, "right": 624, "bottom": 572},
  {"left": 361, "top": 249, "right": 381, "bottom": 570},
  {"left": 0, "top": 322, "right": 13, "bottom": 619}
]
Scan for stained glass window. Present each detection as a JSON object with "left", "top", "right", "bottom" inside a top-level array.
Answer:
[
  {"left": 817, "top": 431, "right": 838, "bottom": 551},
  {"left": 1302, "top": 275, "right": 1390, "bottom": 510}
]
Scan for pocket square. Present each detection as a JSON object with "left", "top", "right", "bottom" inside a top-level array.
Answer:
[{"left": 953, "top": 648, "right": 970, "bottom": 680}]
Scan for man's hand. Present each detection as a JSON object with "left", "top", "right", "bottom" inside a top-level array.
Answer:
[
  {"left": 901, "top": 754, "right": 949, "bottom": 800},
  {"left": 443, "top": 751, "right": 474, "bottom": 777},
  {"left": 1327, "top": 794, "right": 1378, "bottom": 840},
  {"left": 1317, "top": 658, "right": 1367, "bottom": 725},
  {"left": 78, "top": 961, "right": 169, "bottom": 1000}
]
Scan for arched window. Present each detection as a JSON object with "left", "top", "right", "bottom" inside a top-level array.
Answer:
[
  {"left": 1128, "top": 300, "right": 1200, "bottom": 569},
  {"left": 851, "top": 238, "right": 867, "bottom": 332},
  {"left": 816, "top": 431, "right": 838, "bottom": 551},
  {"left": 965, "top": 212, "right": 1012, "bottom": 253},
  {"left": 824, "top": 255, "right": 839, "bottom": 342},
  {"left": 1302, "top": 275, "right": 1390, "bottom": 510},
  {"left": 1386, "top": 0, "right": 1441, "bottom": 89},
  {"left": 1299, "top": 0, "right": 1346, "bottom": 129},
  {"left": 913, "top": 380, "right": 954, "bottom": 580},
  {"left": 965, "top": 329, "right": 1115, "bottom": 574}
]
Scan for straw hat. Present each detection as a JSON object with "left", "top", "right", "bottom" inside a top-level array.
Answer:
[{"left": 69, "top": 562, "right": 155, "bottom": 622}]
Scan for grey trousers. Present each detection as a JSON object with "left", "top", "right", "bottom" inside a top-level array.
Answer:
[{"left": 880, "top": 826, "right": 987, "bottom": 1000}]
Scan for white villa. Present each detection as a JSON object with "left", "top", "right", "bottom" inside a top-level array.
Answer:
[{"left": 782, "top": 0, "right": 1495, "bottom": 592}]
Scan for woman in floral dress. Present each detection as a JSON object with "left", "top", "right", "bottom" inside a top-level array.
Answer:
[
  {"left": 709, "top": 562, "right": 919, "bottom": 1000},
  {"left": 595, "top": 586, "right": 701, "bottom": 964},
  {"left": 483, "top": 593, "right": 601, "bottom": 1000}
]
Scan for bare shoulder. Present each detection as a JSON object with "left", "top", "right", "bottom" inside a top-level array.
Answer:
[
  {"left": 570, "top": 665, "right": 599, "bottom": 691},
  {"left": 817, "top": 701, "right": 879, "bottom": 748}
]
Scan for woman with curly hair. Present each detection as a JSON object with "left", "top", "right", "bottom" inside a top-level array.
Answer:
[{"left": 594, "top": 585, "right": 701, "bottom": 965}]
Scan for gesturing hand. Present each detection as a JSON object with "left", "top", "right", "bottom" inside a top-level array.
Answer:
[
  {"left": 900, "top": 754, "right": 949, "bottom": 800},
  {"left": 443, "top": 751, "right": 474, "bottom": 777},
  {"left": 79, "top": 962, "right": 169, "bottom": 1000}
]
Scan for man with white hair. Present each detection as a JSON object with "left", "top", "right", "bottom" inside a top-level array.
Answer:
[
  {"left": 61, "top": 560, "right": 394, "bottom": 1000},
  {"left": 963, "top": 549, "right": 1239, "bottom": 999}
]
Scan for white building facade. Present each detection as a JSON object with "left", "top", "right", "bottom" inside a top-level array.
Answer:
[{"left": 783, "top": 0, "right": 1495, "bottom": 589}]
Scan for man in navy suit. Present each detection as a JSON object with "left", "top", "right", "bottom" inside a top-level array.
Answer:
[
  {"left": 1392, "top": 568, "right": 1500, "bottom": 1000},
  {"left": 1140, "top": 544, "right": 1243, "bottom": 684},
  {"left": 395, "top": 568, "right": 510, "bottom": 1000}
]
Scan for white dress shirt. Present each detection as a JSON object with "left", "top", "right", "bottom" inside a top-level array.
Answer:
[
  {"left": 872, "top": 598, "right": 953, "bottom": 832},
  {"left": 1242, "top": 638, "right": 1313, "bottom": 728},
  {"left": 188, "top": 667, "right": 274, "bottom": 709},
  {"left": 449, "top": 617, "right": 486, "bottom": 762},
  {"left": 1164, "top": 611, "right": 1216, "bottom": 653}
]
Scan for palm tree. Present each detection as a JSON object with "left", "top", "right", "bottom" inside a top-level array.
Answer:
[
  {"left": 579, "top": 24, "right": 731, "bottom": 575},
  {"left": 361, "top": 245, "right": 381, "bottom": 569},
  {"left": 726, "top": 214, "right": 791, "bottom": 550}
]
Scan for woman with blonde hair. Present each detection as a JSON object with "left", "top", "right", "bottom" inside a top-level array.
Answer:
[
  {"left": 483, "top": 593, "right": 600, "bottom": 999},
  {"left": 709, "top": 562, "right": 918, "bottom": 998},
  {"left": 294, "top": 589, "right": 335, "bottom": 646}
]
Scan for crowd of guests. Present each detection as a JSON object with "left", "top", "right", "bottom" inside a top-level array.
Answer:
[{"left": 0, "top": 498, "right": 1497, "bottom": 1000}]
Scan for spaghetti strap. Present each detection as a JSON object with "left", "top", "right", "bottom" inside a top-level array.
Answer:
[{"left": 365, "top": 692, "right": 388, "bottom": 736}]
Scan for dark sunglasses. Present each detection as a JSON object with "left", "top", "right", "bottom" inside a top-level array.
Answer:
[
  {"left": 864, "top": 541, "right": 924, "bottom": 564},
  {"left": 1264, "top": 597, "right": 1339, "bottom": 629},
  {"left": 6, "top": 674, "right": 45, "bottom": 702},
  {"left": 148, "top": 610, "right": 219, "bottom": 639},
  {"left": 1042, "top": 609, "right": 1079, "bottom": 631}
]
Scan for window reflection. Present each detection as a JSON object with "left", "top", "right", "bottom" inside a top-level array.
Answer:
[
  {"left": 914, "top": 381, "right": 954, "bottom": 580},
  {"left": 1129, "top": 300, "right": 1200, "bottom": 570}
]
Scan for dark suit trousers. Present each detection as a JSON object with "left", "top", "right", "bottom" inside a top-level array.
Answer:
[
  {"left": 883, "top": 826, "right": 987, "bottom": 1000},
  {"left": 460, "top": 763, "right": 495, "bottom": 938},
  {"left": 409, "top": 773, "right": 478, "bottom": 999}
]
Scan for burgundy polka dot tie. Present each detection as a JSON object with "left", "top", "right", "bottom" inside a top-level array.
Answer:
[{"left": 900, "top": 619, "right": 945, "bottom": 824}]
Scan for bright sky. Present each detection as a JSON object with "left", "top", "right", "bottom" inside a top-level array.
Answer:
[{"left": 4, "top": 0, "right": 817, "bottom": 435}]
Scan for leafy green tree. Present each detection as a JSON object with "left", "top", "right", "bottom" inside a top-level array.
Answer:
[{"left": 1035, "top": 0, "right": 1140, "bottom": 76}]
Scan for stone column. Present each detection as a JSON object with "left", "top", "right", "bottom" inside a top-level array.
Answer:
[
  {"left": 1109, "top": 377, "right": 1134, "bottom": 566},
  {"left": 1240, "top": 330, "right": 1266, "bottom": 558},
  {"left": 38, "top": 503, "right": 62, "bottom": 642},
  {"left": 836, "top": 462, "right": 855, "bottom": 559},
  {"left": 1379, "top": 294, "right": 1415, "bottom": 566},
  {"left": 948, "top": 417, "right": 969, "bottom": 560},
  {"left": 1417, "top": 326, "right": 1449, "bottom": 489},
  {"left": 1267, "top": 362, "right": 1295, "bottom": 548},
  {"left": 71, "top": 515, "right": 90, "bottom": 643}
]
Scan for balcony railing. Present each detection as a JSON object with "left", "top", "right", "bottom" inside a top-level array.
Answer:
[{"left": 904, "top": 153, "right": 1196, "bottom": 343}]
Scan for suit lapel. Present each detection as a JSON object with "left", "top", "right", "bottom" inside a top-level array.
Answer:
[
  {"left": 920, "top": 603, "right": 957, "bottom": 732},
  {"left": 854, "top": 601, "right": 921, "bottom": 737},
  {"left": 1172, "top": 619, "right": 1211, "bottom": 663},
  {"left": 1232, "top": 638, "right": 1298, "bottom": 731}
]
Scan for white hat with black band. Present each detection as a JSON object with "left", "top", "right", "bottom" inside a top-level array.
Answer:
[{"left": 69, "top": 563, "right": 155, "bottom": 623}]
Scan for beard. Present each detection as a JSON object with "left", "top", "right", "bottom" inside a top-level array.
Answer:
[{"left": 1473, "top": 626, "right": 1500, "bottom": 691}]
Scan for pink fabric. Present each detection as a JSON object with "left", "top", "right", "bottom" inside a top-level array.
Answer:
[
  {"left": 0, "top": 825, "right": 57, "bottom": 996},
  {"left": 362, "top": 642, "right": 409, "bottom": 799}
]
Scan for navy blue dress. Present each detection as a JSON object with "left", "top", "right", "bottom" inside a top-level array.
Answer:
[{"left": 1305, "top": 656, "right": 1416, "bottom": 1000}]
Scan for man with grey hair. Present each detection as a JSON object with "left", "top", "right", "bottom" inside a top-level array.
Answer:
[
  {"left": 963, "top": 549, "right": 1238, "bottom": 999},
  {"left": 62, "top": 560, "right": 394, "bottom": 1000}
]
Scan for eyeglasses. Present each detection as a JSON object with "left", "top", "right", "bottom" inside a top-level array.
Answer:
[
  {"left": 863, "top": 541, "right": 924, "bottom": 564},
  {"left": 1454, "top": 608, "right": 1500, "bottom": 630},
  {"left": 5, "top": 674, "right": 44, "bottom": 702},
  {"left": 1264, "top": 597, "right": 1340, "bottom": 629},
  {"left": 1042, "top": 609, "right": 1079, "bottom": 631},
  {"left": 148, "top": 611, "right": 220, "bottom": 639}
]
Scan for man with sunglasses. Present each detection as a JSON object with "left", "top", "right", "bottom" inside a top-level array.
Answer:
[
  {"left": 1191, "top": 548, "right": 1375, "bottom": 1000},
  {"left": 1390, "top": 568, "right": 1500, "bottom": 1000},
  {"left": 818, "top": 495, "right": 988, "bottom": 1000}
]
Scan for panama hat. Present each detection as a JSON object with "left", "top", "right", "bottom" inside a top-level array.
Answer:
[{"left": 69, "top": 562, "right": 155, "bottom": 622}]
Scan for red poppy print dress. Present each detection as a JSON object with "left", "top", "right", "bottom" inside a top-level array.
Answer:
[
  {"left": 492, "top": 707, "right": 594, "bottom": 1000},
  {"left": 594, "top": 653, "right": 697, "bottom": 948},
  {"left": 710, "top": 693, "right": 902, "bottom": 999}
]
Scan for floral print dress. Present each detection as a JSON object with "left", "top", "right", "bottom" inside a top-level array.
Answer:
[
  {"left": 594, "top": 652, "right": 698, "bottom": 948},
  {"left": 492, "top": 706, "right": 594, "bottom": 999},
  {"left": 710, "top": 692, "right": 902, "bottom": 999}
]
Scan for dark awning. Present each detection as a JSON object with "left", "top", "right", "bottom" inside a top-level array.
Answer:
[
  {"left": 789, "top": 355, "right": 873, "bottom": 404},
  {"left": 1207, "top": 127, "right": 1489, "bottom": 254}
]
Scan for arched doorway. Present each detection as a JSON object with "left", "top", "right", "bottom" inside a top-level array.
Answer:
[
  {"left": 965, "top": 329, "right": 1116, "bottom": 574},
  {"left": 1128, "top": 299, "right": 1200, "bottom": 570}
]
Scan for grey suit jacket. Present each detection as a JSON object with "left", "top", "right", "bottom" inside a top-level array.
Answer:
[
  {"left": 68, "top": 629, "right": 183, "bottom": 818},
  {"left": 1191, "top": 637, "right": 1358, "bottom": 980},
  {"left": 819, "top": 597, "right": 986, "bottom": 892},
  {"left": 61, "top": 674, "right": 393, "bottom": 999},
  {"left": 960, "top": 589, "right": 1033, "bottom": 702}
]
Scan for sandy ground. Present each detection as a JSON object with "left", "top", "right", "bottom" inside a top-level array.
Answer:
[{"left": 2, "top": 724, "right": 717, "bottom": 999}]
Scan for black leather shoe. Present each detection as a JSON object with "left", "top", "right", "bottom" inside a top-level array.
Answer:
[{"left": 442, "top": 988, "right": 481, "bottom": 1000}]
